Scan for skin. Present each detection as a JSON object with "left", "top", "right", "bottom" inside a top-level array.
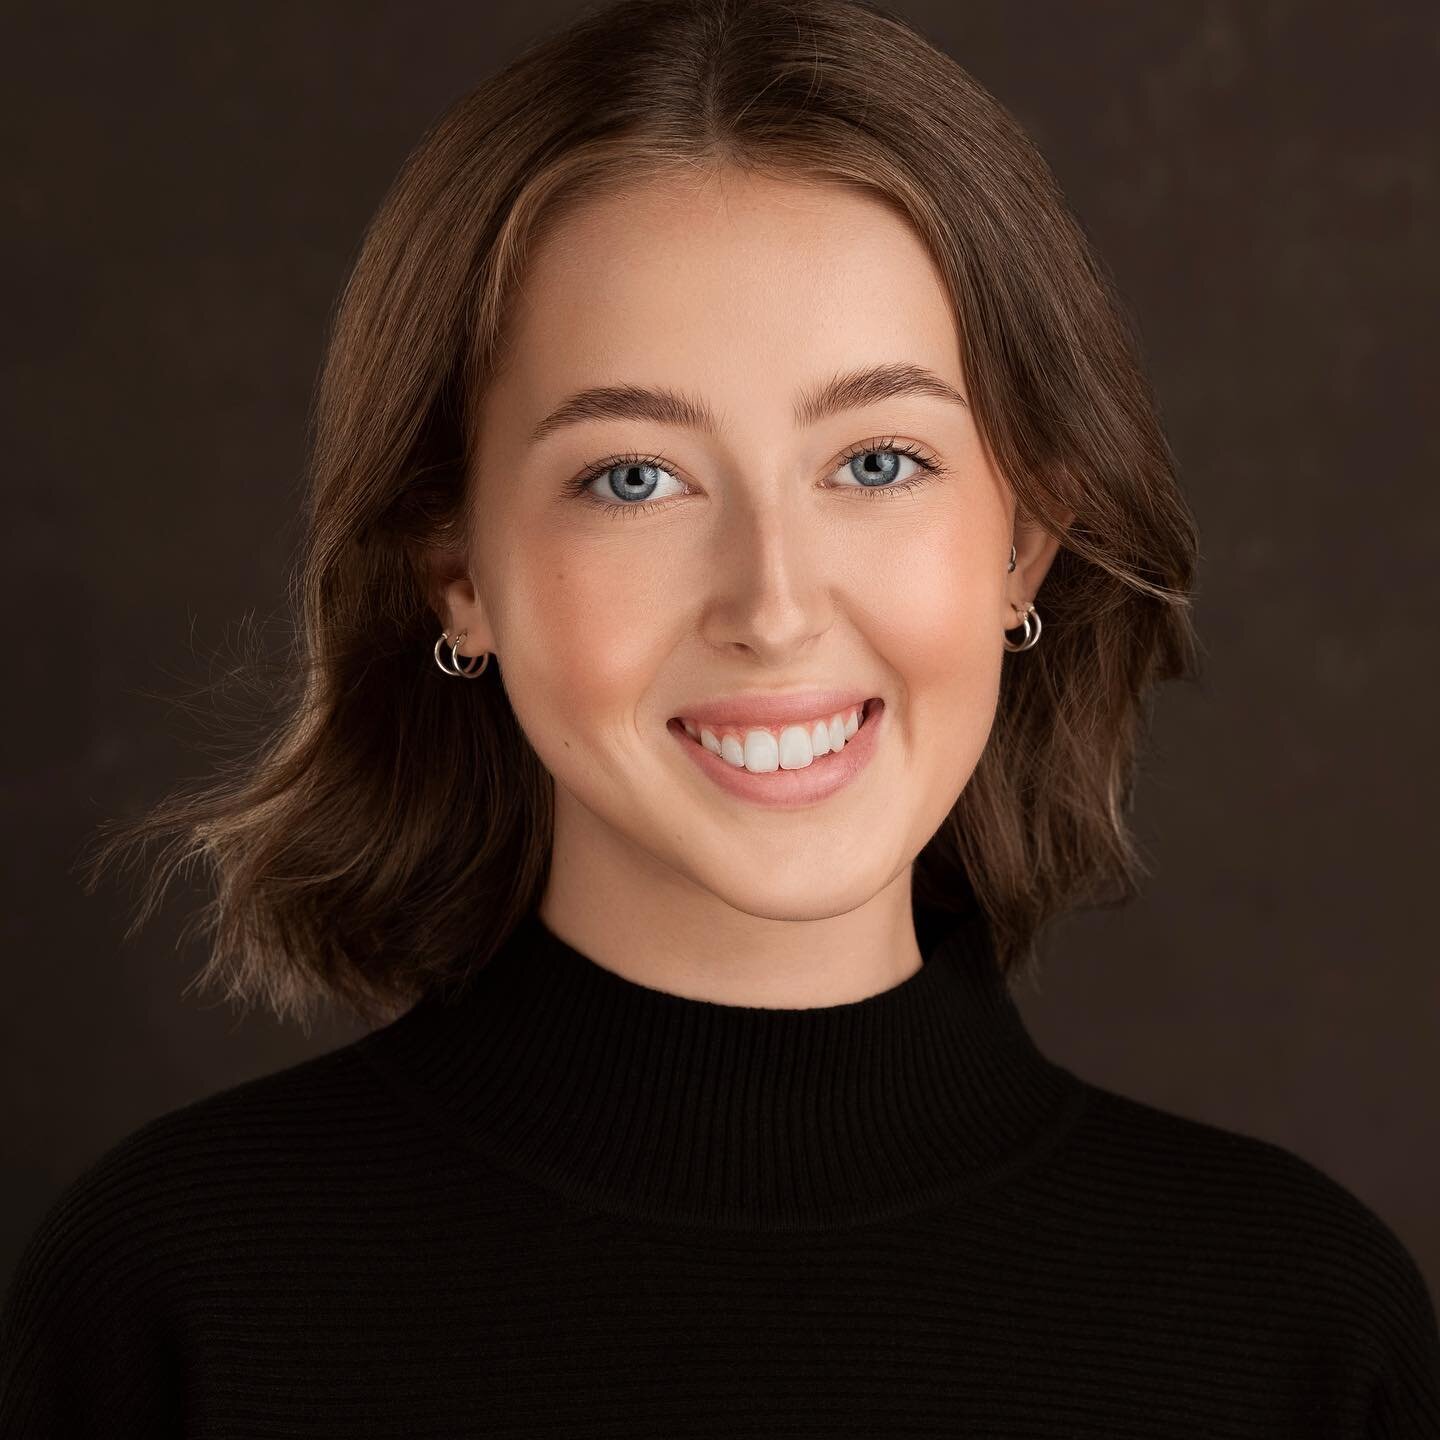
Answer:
[{"left": 438, "top": 166, "right": 1066, "bottom": 1008}]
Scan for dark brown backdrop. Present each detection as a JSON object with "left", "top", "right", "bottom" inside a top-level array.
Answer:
[{"left": 4, "top": 2, "right": 1436, "bottom": 1295}]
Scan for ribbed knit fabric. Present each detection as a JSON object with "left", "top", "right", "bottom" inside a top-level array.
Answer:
[{"left": 3, "top": 893, "right": 1438, "bottom": 1437}]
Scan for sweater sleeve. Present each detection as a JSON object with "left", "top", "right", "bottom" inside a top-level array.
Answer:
[
  {"left": 0, "top": 1138, "right": 185, "bottom": 1437},
  {"left": 1362, "top": 1231, "right": 1440, "bottom": 1438}
]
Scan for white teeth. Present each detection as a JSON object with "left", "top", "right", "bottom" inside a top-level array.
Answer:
[
  {"left": 745, "top": 730, "right": 781, "bottom": 772},
  {"left": 777, "top": 725, "right": 810, "bottom": 770},
  {"left": 686, "top": 704, "right": 866, "bottom": 774}
]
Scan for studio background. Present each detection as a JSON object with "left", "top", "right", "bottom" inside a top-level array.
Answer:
[{"left": 4, "top": 2, "right": 1436, "bottom": 1296}]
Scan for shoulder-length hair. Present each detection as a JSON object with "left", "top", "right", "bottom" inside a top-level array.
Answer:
[{"left": 82, "top": 0, "right": 1200, "bottom": 1030}]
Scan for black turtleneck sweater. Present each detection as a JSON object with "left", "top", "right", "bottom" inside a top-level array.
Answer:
[{"left": 3, "top": 897, "right": 1438, "bottom": 1437}]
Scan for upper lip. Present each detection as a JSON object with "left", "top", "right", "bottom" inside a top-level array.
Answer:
[{"left": 671, "top": 689, "right": 879, "bottom": 729}]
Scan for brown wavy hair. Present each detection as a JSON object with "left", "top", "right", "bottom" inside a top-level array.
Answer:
[{"left": 80, "top": 0, "right": 1202, "bottom": 1031}]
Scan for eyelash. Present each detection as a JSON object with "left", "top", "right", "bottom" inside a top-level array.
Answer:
[{"left": 563, "top": 437, "right": 946, "bottom": 521}]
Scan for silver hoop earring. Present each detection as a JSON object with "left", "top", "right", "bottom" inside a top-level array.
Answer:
[
  {"left": 434, "top": 629, "right": 491, "bottom": 678},
  {"left": 1002, "top": 601, "right": 1042, "bottom": 652}
]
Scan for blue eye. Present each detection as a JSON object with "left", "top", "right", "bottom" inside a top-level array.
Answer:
[
  {"left": 832, "top": 438, "right": 943, "bottom": 497},
  {"left": 565, "top": 438, "right": 945, "bottom": 520},
  {"left": 569, "top": 457, "right": 686, "bottom": 511}
]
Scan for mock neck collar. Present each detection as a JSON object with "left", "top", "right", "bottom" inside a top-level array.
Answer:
[{"left": 357, "top": 888, "right": 1088, "bottom": 1234}]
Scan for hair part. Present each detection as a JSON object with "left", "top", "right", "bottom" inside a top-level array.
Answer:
[{"left": 80, "top": 0, "right": 1202, "bottom": 1031}]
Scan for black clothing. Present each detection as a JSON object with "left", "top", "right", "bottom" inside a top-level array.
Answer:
[{"left": 3, "top": 896, "right": 1438, "bottom": 1436}]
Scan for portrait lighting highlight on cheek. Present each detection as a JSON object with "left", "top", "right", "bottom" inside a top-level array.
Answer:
[{"left": 460, "top": 164, "right": 1035, "bottom": 925}]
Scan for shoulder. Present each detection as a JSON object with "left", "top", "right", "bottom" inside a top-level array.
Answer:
[
  {"left": 0, "top": 1038, "right": 399, "bottom": 1431},
  {"left": 3, "top": 1038, "right": 393, "bottom": 1318},
  {"left": 1068, "top": 1082, "right": 1428, "bottom": 1277},
  {"left": 1073, "top": 1081, "right": 1417, "bottom": 1231},
  {"left": 1066, "top": 1081, "right": 1439, "bottom": 1376},
  {"left": 26, "top": 1033, "right": 391, "bottom": 1220}
]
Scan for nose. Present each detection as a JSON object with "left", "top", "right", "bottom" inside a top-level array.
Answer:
[{"left": 694, "top": 480, "right": 836, "bottom": 663}]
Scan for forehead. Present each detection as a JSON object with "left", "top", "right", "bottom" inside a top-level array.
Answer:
[{"left": 491, "top": 169, "right": 963, "bottom": 430}]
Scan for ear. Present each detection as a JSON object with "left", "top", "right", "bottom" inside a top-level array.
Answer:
[
  {"left": 429, "top": 552, "right": 499, "bottom": 661},
  {"left": 1005, "top": 506, "right": 1072, "bottom": 628}
]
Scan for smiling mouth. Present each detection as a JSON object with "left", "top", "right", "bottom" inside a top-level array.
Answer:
[{"left": 667, "top": 697, "right": 881, "bottom": 774}]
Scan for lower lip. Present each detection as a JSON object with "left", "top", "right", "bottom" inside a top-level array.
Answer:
[{"left": 667, "top": 699, "right": 885, "bottom": 809}]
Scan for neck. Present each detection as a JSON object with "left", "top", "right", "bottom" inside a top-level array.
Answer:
[
  {"left": 540, "top": 807, "right": 927, "bottom": 1009},
  {"left": 357, "top": 887, "right": 1089, "bottom": 1234}
]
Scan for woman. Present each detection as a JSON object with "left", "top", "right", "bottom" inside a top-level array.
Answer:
[{"left": 3, "top": 0, "right": 1436, "bottom": 1433}]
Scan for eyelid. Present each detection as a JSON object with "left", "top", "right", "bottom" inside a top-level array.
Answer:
[
  {"left": 566, "top": 435, "right": 946, "bottom": 514},
  {"left": 833, "top": 434, "right": 940, "bottom": 471}
]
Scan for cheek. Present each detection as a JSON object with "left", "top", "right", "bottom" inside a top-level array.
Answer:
[
  {"left": 497, "top": 533, "right": 667, "bottom": 746},
  {"left": 863, "top": 526, "right": 1005, "bottom": 774},
  {"left": 867, "top": 526, "right": 1001, "bottom": 691}
]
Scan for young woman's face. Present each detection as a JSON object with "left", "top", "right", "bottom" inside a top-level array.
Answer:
[{"left": 448, "top": 167, "right": 1060, "bottom": 925}]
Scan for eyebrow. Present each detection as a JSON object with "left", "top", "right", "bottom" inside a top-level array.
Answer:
[{"left": 527, "top": 362, "right": 969, "bottom": 445}]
